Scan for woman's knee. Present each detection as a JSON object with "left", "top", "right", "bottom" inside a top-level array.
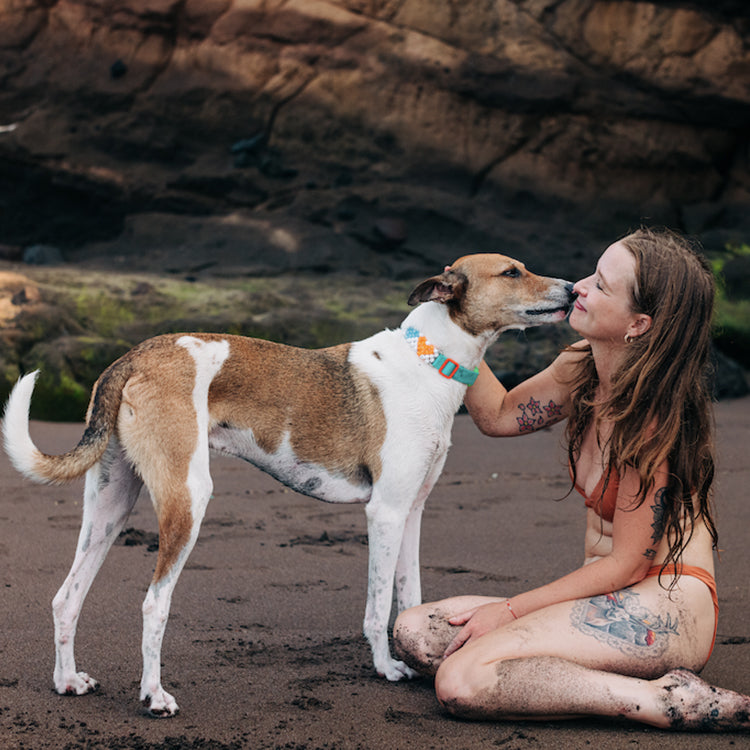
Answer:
[
  {"left": 394, "top": 604, "right": 423, "bottom": 634},
  {"left": 393, "top": 607, "right": 432, "bottom": 666},
  {"left": 434, "top": 656, "right": 485, "bottom": 717},
  {"left": 393, "top": 606, "right": 424, "bottom": 651},
  {"left": 393, "top": 604, "right": 460, "bottom": 675}
]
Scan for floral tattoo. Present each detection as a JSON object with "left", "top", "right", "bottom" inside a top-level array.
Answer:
[{"left": 516, "top": 397, "right": 563, "bottom": 432}]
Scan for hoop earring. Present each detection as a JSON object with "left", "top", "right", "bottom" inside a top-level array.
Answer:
[{"left": 624, "top": 333, "right": 634, "bottom": 344}]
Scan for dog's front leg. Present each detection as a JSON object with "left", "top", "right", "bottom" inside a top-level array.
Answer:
[
  {"left": 363, "top": 496, "right": 419, "bottom": 681},
  {"left": 393, "top": 500, "right": 425, "bottom": 613},
  {"left": 395, "top": 448, "right": 448, "bottom": 614}
]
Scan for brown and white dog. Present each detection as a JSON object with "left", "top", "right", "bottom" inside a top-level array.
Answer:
[{"left": 3, "top": 254, "right": 574, "bottom": 716}]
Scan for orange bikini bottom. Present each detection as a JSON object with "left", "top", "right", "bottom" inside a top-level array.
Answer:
[{"left": 645, "top": 564, "right": 718, "bottom": 659}]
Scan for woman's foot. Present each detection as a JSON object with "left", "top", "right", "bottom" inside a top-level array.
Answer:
[{"left": 652, "top": 668, "right": 750, "bottom": 731}]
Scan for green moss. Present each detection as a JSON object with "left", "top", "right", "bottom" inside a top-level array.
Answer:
[
  {"left": 710, "top": 243, "right": 750, "bottom": 367},
  {"left": 30, "top": 370, "right": 90, "bottom": 422},
  {"left": 0, "top": 361, "right": 20, "bottom": 411},
  {"left": 72, "top": 291, "right": 133, "bottom": 337}
]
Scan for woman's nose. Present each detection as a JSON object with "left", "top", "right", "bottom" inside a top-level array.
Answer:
[{"left": 573, "top": 278, "right": 587, "bottom": 296}]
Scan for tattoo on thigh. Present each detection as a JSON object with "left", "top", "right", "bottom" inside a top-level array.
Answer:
[{"left": 570, "top": 589, "right": 679, "bottom": 656}]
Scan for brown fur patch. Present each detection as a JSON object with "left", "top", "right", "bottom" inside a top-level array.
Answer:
[
  {"left": 114, "top": 337, "right": 199, "bottom": 582},
  {"left": 444, "top": 254, "right": 568, "bottom": 336},
  {"left": 106, "top": 331, "right": 387, "bottom": 581},
  {"left": 153, "top": 491, "right": 194, "bottom": 582},
  {"left": 207, "top": 336, "right": 386, "bottom": 484}
]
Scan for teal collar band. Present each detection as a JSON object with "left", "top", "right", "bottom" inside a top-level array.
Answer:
[{"left": 403, "top": 326, "right": 479, "bottom": 386}]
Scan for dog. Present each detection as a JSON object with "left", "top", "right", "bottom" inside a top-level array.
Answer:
[{"left": 3, "top": 253, "right": 574, "bottom": 716}]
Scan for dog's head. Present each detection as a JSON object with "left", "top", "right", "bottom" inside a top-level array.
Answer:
[{"left": 408, "top": 253, "right": 575, "bottom": 336}]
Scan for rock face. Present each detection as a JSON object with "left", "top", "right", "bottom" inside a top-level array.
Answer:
[
  {"left": 0, "top": 0, "right": 748, "bottom": 282},
  {"left": 0, "top": 1, "right": 748, "bottom": 416}
]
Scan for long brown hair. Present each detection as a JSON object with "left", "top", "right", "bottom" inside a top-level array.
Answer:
[{"left": 566, "top": 227, "right": 718, "bottom": 576}]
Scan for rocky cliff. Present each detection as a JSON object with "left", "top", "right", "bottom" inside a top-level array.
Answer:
[
  {"left": 1, "top": 0, "right": 748, "bottom": 278},
  {"left": 0, "top": 1, "right": 748, "bottom": 415}
]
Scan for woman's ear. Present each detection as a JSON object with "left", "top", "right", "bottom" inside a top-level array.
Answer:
[{"left": 628, "top": 313, "right": 652, "bottom": 339}]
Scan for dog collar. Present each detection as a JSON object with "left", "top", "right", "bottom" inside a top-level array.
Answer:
[{"left": 403, "top": 327, "right": 479, "bottom": 386}]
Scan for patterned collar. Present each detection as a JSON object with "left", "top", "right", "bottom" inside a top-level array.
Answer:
[{"left": 403, "top": 326, "right": 479, "bottom": 386}]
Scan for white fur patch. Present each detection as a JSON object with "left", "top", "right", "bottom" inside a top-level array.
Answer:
[
  {"left": 177, "top": 336, "right": 230, "bottom": 511},
  {"left": 2, "top": 370, "right": 46, "bottom": 482},
  {"left": 177, "top": 335, "right": 230, "bottom": 387},
  {"left": 209, "top": 427, "right": 372, "bottom": 503}
]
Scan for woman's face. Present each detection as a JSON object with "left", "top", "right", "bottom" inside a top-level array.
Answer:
[{"left": 569, "top": 241, "right": 647, "bottom": 344}]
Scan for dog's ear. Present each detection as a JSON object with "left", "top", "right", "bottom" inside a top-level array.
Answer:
[{"left": 407, "top": 269, "right": 467, "bottom": 306}]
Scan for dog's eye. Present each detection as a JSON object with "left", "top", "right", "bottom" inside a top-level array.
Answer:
[{"left": 500, "top": 267, "right": 521, "bottom": 278}]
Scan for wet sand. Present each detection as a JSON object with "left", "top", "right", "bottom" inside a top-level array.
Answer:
[{"left": 1, "top": 398, "right": 748, "bottom": 749}]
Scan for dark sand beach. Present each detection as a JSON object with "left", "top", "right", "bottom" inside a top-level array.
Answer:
[{"left": 1, "top": 398, "right": 748, "bottom": 749}]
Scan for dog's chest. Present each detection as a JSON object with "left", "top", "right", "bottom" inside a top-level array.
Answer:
[{"left": 349, "top": 332, "right": 466, "bottom": 429}]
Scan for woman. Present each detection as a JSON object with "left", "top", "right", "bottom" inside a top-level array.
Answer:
[{"left": 393, "top": 227, "right": 750, "bottom": 731}]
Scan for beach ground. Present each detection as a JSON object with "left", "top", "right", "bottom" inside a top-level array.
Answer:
[{"left": 1, "top": 398, "right": 748, "bottom": 749}]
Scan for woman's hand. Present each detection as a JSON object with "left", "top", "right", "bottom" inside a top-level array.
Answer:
[{"left": 443, "top": 601, "right": 515, "bottom": 658}]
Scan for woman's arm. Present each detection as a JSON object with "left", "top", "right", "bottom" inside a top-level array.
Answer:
[
  {"left": 465, "top": 344, "right": 586, "bottom": 437},
  {"left": 444, "top": 462, "right": 669, "bottom": 656}
]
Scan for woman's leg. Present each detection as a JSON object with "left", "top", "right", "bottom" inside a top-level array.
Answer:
[
  {"left": 394, "top": 595, "right": 505, "bottom": 676},
  {"left": 395, "top": 577, "right": 750, "bottom": 729},
  {"left": 437, "top": 656, "right": 750, "bottom": 730}
]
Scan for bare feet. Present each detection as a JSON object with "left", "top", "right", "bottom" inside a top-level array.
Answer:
[{"left": 654, "top": 668, "right": 750, "bottom": 732}]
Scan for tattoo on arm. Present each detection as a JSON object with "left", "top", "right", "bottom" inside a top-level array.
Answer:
[
  {"left": 570, "top": 589, "right": 679, "bottom": 657},
  {"left": 516, "top": 398, "right": 563, "bottom": 433},
  {"left": 643, "top": 487, "right": 668, "bottom": 560}
]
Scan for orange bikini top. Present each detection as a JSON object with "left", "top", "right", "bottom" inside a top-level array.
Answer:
[{"left": 570, "top": 464, "right": 620, "bottom": 522}]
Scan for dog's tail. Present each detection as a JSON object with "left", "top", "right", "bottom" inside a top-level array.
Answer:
[{"left": 3, "top": 362, "right": 130, "bottom": 485}]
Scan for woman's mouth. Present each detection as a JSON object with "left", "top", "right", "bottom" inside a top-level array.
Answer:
[{"left": 574, "top": 299, "right": 586, "bottom": 312}]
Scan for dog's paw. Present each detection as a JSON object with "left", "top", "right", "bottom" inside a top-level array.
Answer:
[
  {"left": 56, "top": 671, "right": 99, "bottom": 696},
  {"left": 379, "top": 658, "right": 419, "bottom": 682},
  {"left": 142, "top": 688, "right": 180, "bottom": 718}
]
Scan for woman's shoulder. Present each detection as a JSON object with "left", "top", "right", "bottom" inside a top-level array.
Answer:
[{"left": 548, "top": 340, "right": 590, "bottom": 379}]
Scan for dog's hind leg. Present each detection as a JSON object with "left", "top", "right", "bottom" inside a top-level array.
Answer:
[
  {"left": 138, "top": 441, "right": 213, "bottom": 717},
  {"left": 134, "top": 337, "right": 228, "bottom": 717},
  {"left": 52, "top": 440, "right": 143, "bottom": 696}
]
